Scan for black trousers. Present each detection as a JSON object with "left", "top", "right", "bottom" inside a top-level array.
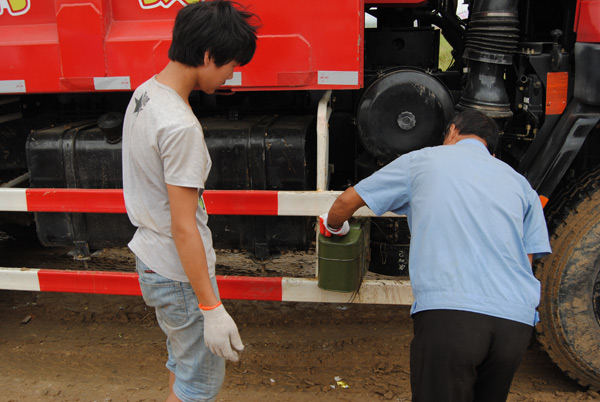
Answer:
[{"left": 410, "top": 309, "right": 533, "bottom": 402}]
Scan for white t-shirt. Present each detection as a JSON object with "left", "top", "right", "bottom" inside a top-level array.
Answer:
[{"left": 122, "top": 76, "right": 216, "bottom": 282}]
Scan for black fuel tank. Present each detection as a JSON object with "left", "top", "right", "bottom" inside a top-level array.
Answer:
[
  {"left": 201, "top": 115, "right": 316, "bottom": 260},
  {"left": 26, "top": 114, "right": 316, "bottom": 260},
  {"left": 26, "top": 120, "right": 134, "bottom": 258}
]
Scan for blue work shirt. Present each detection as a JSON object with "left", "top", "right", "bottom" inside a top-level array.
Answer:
[{"left": 354, "top": 139, "right": 551, "bottom": 326}]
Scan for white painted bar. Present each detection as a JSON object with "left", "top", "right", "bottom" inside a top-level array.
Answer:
[
  {"left": 316, "top": 90, "right": 333, "bottom": 191},
  {"left": 281, "top": 277, "right": 414, "bottom": 305},
  {"left": 0, "top": 188, "right": 28, "bottom": 211},
  {"left": 0, "top": 268, "right": 41, "bottom": 291},
  {"left": 278, "top": 191, "right": 340, "bottom": 216},
  {"left": 277, "top": 191, "right": 399, "bottom": 217}
]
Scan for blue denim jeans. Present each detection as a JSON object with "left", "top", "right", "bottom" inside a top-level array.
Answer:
[{"left": 136, "top": 257, "right": 225, "bottom": 402}]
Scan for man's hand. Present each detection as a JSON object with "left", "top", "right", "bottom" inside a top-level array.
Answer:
[
  {"left": 200, "top": 304, "right": 244, "bottom": 362},
  {"left": 319, "top": 213, "right": 350, "bottom": 237}
]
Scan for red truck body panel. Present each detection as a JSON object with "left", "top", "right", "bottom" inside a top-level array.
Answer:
[
  {"left": 0, "top": 0, "right": 369, "bottom": 93},
  {"left": 575, "top": 0, "right": 600, "bottom": 42}
]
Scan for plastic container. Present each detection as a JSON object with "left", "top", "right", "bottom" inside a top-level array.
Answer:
[{"left": 317, "top": 220, "right": 369, "bottom": 292}]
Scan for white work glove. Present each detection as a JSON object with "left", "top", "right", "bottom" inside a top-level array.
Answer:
[
  {"left": 319, "top": 213, "right": 350, "bottom": 237},
  {"left": 200, "top": 303, "right": 244, "bottom": 362}
]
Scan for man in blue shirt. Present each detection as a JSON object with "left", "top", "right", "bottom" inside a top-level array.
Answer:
[{"left": 321, "top": 110, "right": 551, "bottom": 402}]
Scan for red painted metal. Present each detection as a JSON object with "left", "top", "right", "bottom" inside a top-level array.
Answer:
[
  {"left": 23, "top": 188, "right": 281, "bottom": 215},
  {"left": 38, "top": 269, "right": 142, "bottom": 296},
  {"left": 202, "top": 190, "right": 278, "bottom": 216},
  {"left": 36, "top": 269, "right": 284, "bottom": 300},
  {"left": 217, "top": 276, "right": 283, "bottom": 301},
  {"left": 575, "top": 0, "right": 600, "bottom": 42},
  {"left": 0, "top": 0, "right": 364, "bottom": 93},
  {"left": 26, "top": 188, "right": 126, "bottom": 213}
]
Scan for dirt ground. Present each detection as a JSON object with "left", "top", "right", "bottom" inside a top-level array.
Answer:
[{"left": 1, "top": 239, "right": 600, "bottom": 402}]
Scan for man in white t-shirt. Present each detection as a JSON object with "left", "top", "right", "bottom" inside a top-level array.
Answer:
[{"left": 122, "top": 2, "right": 258, "bottom": 401}]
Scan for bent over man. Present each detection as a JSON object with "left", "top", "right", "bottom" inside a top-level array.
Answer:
[
  {"left": 122, "top": 2, "right": 259, "bottom": 401},
  {"left": 321, "top": 109, "right": 551, "bottom": 402}
]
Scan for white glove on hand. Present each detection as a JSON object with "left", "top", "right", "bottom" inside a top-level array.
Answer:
[
  {"left": 319, "top": 213, "right": 350, "bottom": 237},
  {"left": 200, "top": 304, "right": 244, "bottom": 362}
]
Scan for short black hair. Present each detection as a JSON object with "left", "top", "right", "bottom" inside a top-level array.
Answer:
[
  {"left": 445, "top": 110, "right": 500, "bottom": 154},
  {"left": 168, "top": 0, "right": 259, "bottom": 67}
]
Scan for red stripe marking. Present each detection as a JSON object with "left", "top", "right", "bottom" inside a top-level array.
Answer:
[
  {"left": 36, "top": 269, "right": 283, "bottom": 300},
  {"left": 203, "top": 190, "right": 279, "bottom": 215},
  {"left": 24, "top": 189, "right": 279, "bottom": 215},
  {"left": 217, "top": 276, "right": 283, "bottom": 301},
  {"left": 38, "top": 270, "right": 142, "bottom": 295},
  {"left": 26, "top": 189, "right": 127, "bottom": 213}
]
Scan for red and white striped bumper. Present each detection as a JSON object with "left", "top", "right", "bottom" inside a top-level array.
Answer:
[
  {"left": 0, "top": 268, "right": 414, "bottom": 304},
  {"left": 0, "top": 188, "right": 407, "bottom": 304},
  {"left": 0, "top": 188, "right": 383, "bottom": 216}
]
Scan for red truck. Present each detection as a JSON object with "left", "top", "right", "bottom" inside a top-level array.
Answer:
[{"left": 1, "top": 0, "right": 599, "bottom": 390}]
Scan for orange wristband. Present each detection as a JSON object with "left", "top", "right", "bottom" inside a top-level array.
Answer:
[{"left": 198, "top": 301, "right": 222, "bottom": 311}]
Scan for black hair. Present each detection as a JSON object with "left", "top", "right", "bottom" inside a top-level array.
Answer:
[
  {"left": 445, "top": 109, "right": 500, "bottom": 154},
  {"left": 168, "top": 0, "right": 259, "bottom": 67}
]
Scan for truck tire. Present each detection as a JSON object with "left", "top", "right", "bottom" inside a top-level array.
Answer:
[{"left": 536, "top": 168, "right": 600, "bottom": 390}]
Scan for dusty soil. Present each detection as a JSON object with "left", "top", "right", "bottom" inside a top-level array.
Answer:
[{"left": 1, "top": 238, "right": 599, "bottom": 402}]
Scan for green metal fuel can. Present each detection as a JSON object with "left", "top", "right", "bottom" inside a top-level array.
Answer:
[{"left": 317, "top": 220, "right": 369, "bottom": 292}]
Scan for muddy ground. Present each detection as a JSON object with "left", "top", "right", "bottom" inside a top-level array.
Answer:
[{"left": 1, "top": 238, "right": 599, "bottom": 402}]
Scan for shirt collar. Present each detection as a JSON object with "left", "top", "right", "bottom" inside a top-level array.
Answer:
[{"left": 456, "top": 138, "right": 490, "bottom": 154}]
